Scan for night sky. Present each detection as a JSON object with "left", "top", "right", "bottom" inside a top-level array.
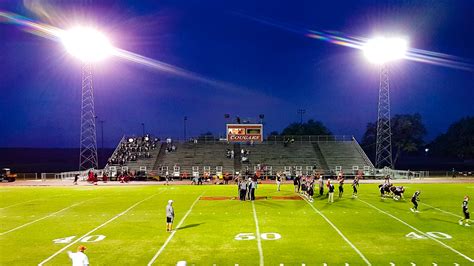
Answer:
[{"left": 0, "top": 0, "right": 473, "bottom": 148}]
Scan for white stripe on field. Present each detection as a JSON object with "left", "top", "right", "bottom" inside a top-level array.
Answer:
[
  {"left": 301, "top": 196, "right": 371, "bottom": 266},
  {"left": 420, "top": 203, "right": 463, "bottom": 218},
  {"left": 0, "top": 199, "right": 39, "bottom": 210},
  {"left": 252, "top": 201, "right": 264, "bottom": 266},
  {"left": 38, "top": 193, "right": 158, "bottom": 265},
  {"left": 358, "top": 198, "right": 473, "bottom": 263},
  {"left": 147, "top": 193, "right": 204, "bottom": 266},
  {"left": 1, "top": 200, "right": 87, "bottom": 236}
]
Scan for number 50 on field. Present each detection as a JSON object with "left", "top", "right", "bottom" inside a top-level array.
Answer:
[{"left": 234, "top": 232, "right": 281, "bottom": 241}]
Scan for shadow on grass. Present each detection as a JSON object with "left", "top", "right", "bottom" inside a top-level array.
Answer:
[{"left": 177, "top": 223, "right": 204, "bottom": 231}]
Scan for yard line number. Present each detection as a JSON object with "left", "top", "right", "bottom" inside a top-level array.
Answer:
[
  {"left": 406, "top": 232, "right": 452, "bottom": 240},
  {"left": 53, "top": 235, "right": 106, "bottom": 244},
  {"left": 235, "top": 232, "right": 281, "bottom": 241}
]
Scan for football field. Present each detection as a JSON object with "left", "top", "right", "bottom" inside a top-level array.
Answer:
[{"left": 0, "top": 182, "right": 473, "bottom": 265}]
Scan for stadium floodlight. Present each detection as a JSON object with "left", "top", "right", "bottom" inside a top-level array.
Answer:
[
  {"left": 61, "top": 26, "right": 112, "bottom": 170},
  {"left": 61, "top": 27, "right": 113, "bottom": 62},
  {"left": 363, "top": 37, "right": 408, "bottom": 64},
  {"left": 364, "top": 36, "right": 408, "bottom": 170}
]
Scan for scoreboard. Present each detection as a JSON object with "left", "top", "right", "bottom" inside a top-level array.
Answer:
[{"left": 226, "top": 124, "right": 263, "bottom": 142}]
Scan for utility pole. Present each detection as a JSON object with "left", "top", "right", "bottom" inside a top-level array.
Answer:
[{"left": 297, "top": 109, "right": 306, "bottom": 124}]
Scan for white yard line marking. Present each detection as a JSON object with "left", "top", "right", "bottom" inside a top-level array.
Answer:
[
  {"left": 0, "top": 199, "right": 39, "bottom": 210},
  {"left": 1, "top": 200, "right": 87, "bottom": 236},
  {"left": 420, "top": 203, "right": 463, "bottom": 218},
  {"left": 252, "top": 201, "right": 264, "bottom": 266},
  {"left": 38, "top": 193, "right": 158, "bottom": 265},
  {"left": 358, "top": 199, "right": 474, "bottom": 263},
  {"left": 147, "top": 193, "right": 204, "bottom": 266},
  {"left": 301, "top": 196, "right": 371, "bottom": 266}
]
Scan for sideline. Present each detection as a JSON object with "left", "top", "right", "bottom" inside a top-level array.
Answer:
[
  {"left": 358, "top": 198, "right": 473, "bottom": 263},
  {"left": 147, "top": 192, "right": 204, "bottom": 266},
  {"left": 301, "top": 196, "right": 371, "bottom": 266}
]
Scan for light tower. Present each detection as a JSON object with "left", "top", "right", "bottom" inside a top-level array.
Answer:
[
  {"left": 61, "top": 27, "right": 113, "bottom": 170},
  {"left": 363, "top": 36, "right": 408, "bottom": 169}
]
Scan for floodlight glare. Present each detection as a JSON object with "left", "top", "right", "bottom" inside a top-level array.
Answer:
[
  {"left": 363, "top": 37, "right": 408, "bottom": 64},
  {"left": 61, "top": 27, "right": 113, "bottom": 62}
]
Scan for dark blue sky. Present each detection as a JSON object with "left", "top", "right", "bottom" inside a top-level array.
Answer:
[{"left": 0, "top": 0, "right": 473, "bottom": 148}]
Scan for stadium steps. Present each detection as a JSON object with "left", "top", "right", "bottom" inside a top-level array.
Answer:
[{"left": 316, "top": 140, "right": 373, "bottom": 174}]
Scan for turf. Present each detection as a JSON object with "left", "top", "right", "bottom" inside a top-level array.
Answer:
[{"left": 0, "top": 182, "right": 473, "bottom": 265}]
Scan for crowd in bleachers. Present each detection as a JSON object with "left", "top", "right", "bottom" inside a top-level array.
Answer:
[{"left": 108, "top": 135, "right": 159, "bottom": 166}]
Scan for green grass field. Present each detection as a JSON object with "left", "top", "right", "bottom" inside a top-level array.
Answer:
[{"left": 0, "top": 182, "right": 473, "bottom": 265}]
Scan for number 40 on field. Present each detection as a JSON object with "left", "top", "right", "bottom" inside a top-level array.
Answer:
[{"left": 53, "top": 235, "right": 106, "bottom": 244}]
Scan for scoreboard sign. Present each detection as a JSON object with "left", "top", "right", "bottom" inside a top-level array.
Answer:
[{"left": 226, "top": 124, "right": 263, "bottom": 142}]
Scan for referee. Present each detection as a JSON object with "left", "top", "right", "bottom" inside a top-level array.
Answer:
[{"left": 166, "top": 200, "right": 175, "bottom": 232}]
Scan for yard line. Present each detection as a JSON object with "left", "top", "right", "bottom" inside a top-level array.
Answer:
[
  {"left": 358, "top": 198, "right": 474, "bottom": 263},
  {"left": 147, "top": 192, "right": 204, "bottom": 266},
  {"left": 1, "top": 200, "right": 87, "bottom": 236},
  {"left": 300, "top": 196, "right": 371, "bottom": 266},
  {"left": 38, "top": 193, "right": 158, "bottom": 266},
  {"left": 0, "top": 199, "right": 39, "bottom": 210},
  {"left": 420, "top": 203, "right": 463, "bottom": 218},
  {"left": 252, "top": 201, "right": 264, "bottom": 266}
]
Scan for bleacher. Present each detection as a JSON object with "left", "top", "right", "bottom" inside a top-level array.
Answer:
[
  {"left": 105, "top": 135, "right": 375, "bottom": 178},
  {"left": 316, "top": 140, "right": 374, "bottom": 174},
  {"left": 242, "top": 142, "right": 327, "bottom": 174},
  {"left": 153, "top": 142, "right": 234, "bottom": 177}
]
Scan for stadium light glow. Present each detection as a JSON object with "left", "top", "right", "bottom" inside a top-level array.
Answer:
[
  {"left": 363, "top": 37, "right": 408, "bottom": 64},
  {"left": 60, "top": 27, "right": 113, "bottom": 62}
]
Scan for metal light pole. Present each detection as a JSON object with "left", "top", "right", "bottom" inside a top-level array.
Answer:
[
  {"left": 375, "top": 64, "right": 394, "bottom": 169},
  {"left": 79, "top": 63, "right": 99, "bottom": 170},
  {"left": 184, "top": 116, "right": 187, "bottom": 141},
  {"left": 141, "top": 123, "right": 145, "bottom": 136},
  {"left": 364, "top": 36, "right": 407, "bottom": 169}
]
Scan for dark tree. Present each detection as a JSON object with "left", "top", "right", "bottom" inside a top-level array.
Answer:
[
  {"left": 281, "top": 119, "right": 332, "bottom": 136},
  {"left": 430, "top": 116, "right": 474, "bottom": 159},
  {"left": 361, "top": 114, "right": 427, "bottom": 166}
]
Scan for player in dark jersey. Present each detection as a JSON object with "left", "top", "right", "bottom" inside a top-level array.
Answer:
[
  {"left": 410, "top": 191, "right": 420, "bottom": 213},
  {"left": 338, "top": 175, "right": 344, "bottom": 198},
  {"left": 294, "top": 175, "right": 301, "bottom": 193},
  {"left": 459, "top": 196, "right": 470, "bottom": 226},
  {"left": 352, "top": 176, "right": 359, "bottom": 198}
]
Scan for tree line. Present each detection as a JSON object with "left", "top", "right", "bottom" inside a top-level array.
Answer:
[{"left": 273, "top": 115, "right": 474, "bottom": 167}]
